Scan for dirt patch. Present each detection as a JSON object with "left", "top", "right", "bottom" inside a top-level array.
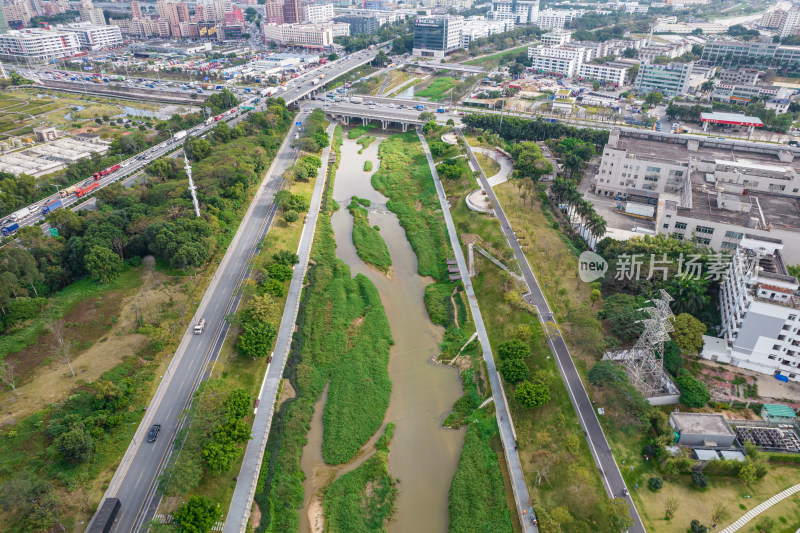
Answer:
[
  {"left": 0, "top": 270, "right": 185, "bottom": 427},
  {"left": 278, "top": 378, "right": 296, "bottom": 409},
  {"left": 308, "top": 496, "right": 324, "bottom": 533},
  {"left": 249, "top": 501, "right": 262, "bottom": 530}
]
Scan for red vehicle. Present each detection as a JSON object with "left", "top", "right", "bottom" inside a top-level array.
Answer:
[
  {"left": 75, "top": 182, "right": 100, "bottom": 197},
  {"left": 214, "top": 115, "right": 223, "bottom": 121},
  {"left": 92, "top": 163, "right": 121, "bottom": 180}
]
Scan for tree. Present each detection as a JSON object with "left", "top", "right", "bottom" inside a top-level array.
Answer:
[
  {"left": 283, "top": 210, "right": 298, "bottom": 224},
  {"left": 670, "top": 313, "right": 706, "bottom": 354},
  {"left": 373, "top": 49, "right": 390, "bottom": 66},
  {"left": 623, "top": 47, "right": 637, "bottom": 58},
  {"left": 515, "top": 379, "right": 550, "bottom": 408},
  {"left": 214, "top": 121, "right": 231, "bottom": 143},
  {"left": 690, "top": 519, "right": 708, "bottom": 533},
  {"left": 691, "top": 471, "right": 709, "bottom": 488},
  {"left": 755, "top": 516, "right": 776, "bottom": 533},
  {"left": 54, "top": 428, "right": 93, "bottom": 464},
  {"left": 237, "top": 316, "right": 277, "bottom": 358},
  {"left": 677, "top": 375, "right": 710, "bottom": 408},
  {"left": 267, "top": 263, "right": 293, "bottom": 282},
  {"left": 700, "top": 80, "right": 716, "bottom": 94},
  {"left": 710, "top": 502, "right": 730, "bottom": 526},
  {"left": 648, "top": 477, "right": 663, "bottom": 490},
  {"left": 272, "top": 250, "right": 299, "bottom": 266},
  {"left": 0, "top": 359, "right": 19, "bottom": 397},
  {"left": 173, "top": 495, "right": 222, "bottom": 533},
  {"left": 419, "top": 111, "right": 436, "bottom": 123},
  {"left": 664, "top": 496, "right": 679, "bottom": 520},
  {"left": 500, "top": 357, "right": 528, "bottom": 383},
  {"left": 739, "top": 461, "right": 758, "bottom": 484},
  {"left": 84, "top": 246, "right": 124, "bottom": 283},
  {"left": 497, "top": 339, "right": 529, "bottom": 361},
  {"left": 645, "top": 92, "right": 663, "bottom": 106},
  {"left": 47, "top": 319, "right": 74, "bottom": 377},
  {"left": 606, "top": 498, "right": 634, "bottom": 532}
]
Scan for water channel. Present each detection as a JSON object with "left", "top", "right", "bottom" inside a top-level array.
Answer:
[{"left": 297, "top": 132, "right": 465, "bottom": 533}]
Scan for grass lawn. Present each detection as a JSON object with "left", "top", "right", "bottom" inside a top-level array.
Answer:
[
  {"left": 474, "top": 152, "right": 501, "bottom": 177},
  {"left": 463, "top": 132, "right": 498, "bottom": 150},
  {"left": 415, "top": 77, "right": 457, "bottom": 101},
  {"left": 347, "top": 123, "right": 377, "bottom": 139},
  {"left": 463, "top": 45, "right": 530, "bottom": 68},
  {"left": 71, "top": 103, "right": 124, "bottom": 119}
]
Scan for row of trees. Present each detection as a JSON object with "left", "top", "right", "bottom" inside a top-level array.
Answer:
[
  {"left": 463, "top": 113, "right": 610, "bottom": 147},
  {"left": 549, "top": 178, "right": 606, "bottom": 249}
]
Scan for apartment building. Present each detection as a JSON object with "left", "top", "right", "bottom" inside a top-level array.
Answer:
[
  {"left": 701, "top": 38, "right": 780, "bottom": 66},
  {"left": 265, "top": 0, "right": 284, "bottom": 24},
  {"left": 3, "top": 1, "right": 32, "bottom": 25},
  {"left": 79, "top": 0, "right": 105, "bottom": 25},
  {"left": 262, "top": 22, "right": 334, "bottom": 48},
  {"left": 332, "top": 14, "right": 379, "bottom": 35},
  {"left": 760, "top": 9, "right": 786, "bottom": 29},
  {"left": 634, "top": 61, "right": 693, "bottom": 97},
  {"left": 541, "top": 28, "right": 571, "bottom": 46},
  {"left": 711, "top": 83, "right": 792, "bottom": 105},
  {"left": 719, "top": 67, "right": 762, "bottom": 85},
  {"left": 412, "top": 15, "right": 464, "bottom": 58},
  {"left": 778, "top": 9, "right": 800, "bottom": 39},
  {"left": 536, "top": 9, "right": 584, "bottom": 29},
  {"left": 577, "top": 63, "right": 626, "bottom": 86},
  {"left": 0, "top": 28, "right": 81, "bottom": 59},
  {"left": 530, "top": 44, "right": 587, "bottom": 64},
  {"left": 302, "top": 3, "right": 333, "bottom": 23},
  {"left": 57, "top": 23, "right": 122, "bottom": 50},
  {"left": 460, "top": 17, "right": 513, "bottom": 47},
  {"left": 703, "top": 247, "right": 800, "bottom": 382},
  {"left": 487, "top": 0, "right": 539, "bottom": 24},
  {"left": 529, "top": 54, "right": 578, "bottom": 77}
]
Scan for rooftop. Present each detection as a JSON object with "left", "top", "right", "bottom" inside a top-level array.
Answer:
[
  {"left": 764, "top": 404, "right": 797, "bottom": 419},
  {"left": 671, "top": 412, "right": 736, "bottom": 437},
  {"left": 700, "top": 112, "right": 763, "bottom": 126},
  {"left": 676, "top": 188, "right": 800, "bottom": 229}
]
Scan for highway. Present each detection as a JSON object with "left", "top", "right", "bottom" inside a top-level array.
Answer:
[
  {"left": 457, "top": 128, "right": 645, "bottom": 533},
  {"left": 75, "top": 52, "right": 381, "bottom": 532}
]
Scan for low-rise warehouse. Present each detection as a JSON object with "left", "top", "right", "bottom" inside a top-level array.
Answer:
[{"left": 669, "top": 412, "right": 737, "bottom": 447}]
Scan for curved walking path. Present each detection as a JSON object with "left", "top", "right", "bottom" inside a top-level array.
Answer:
[
  {"left": 466, "top": 147, "right": 513, "bottom": 212},
  {"left": 719, "top": 483, "right": 800, "bottom": 533}
]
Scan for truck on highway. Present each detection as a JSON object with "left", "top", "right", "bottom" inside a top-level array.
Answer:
[
  {"left": 173, "top": 130, "right": 187, "bottom": 142},
  {"left": 88, "top": 498, "right": 120, "bottom": 533},
  {"left": 1, "top": 222, "right": 19, "bottom": 236},
  {"left": 437, "top": 108, "right": 446, "bottom": 113},
  {"left": 194, "top": 318, "right": 206, "bottom": 334},
  {"left": 60, "top": 184, "right": 80, "bottom": 198},
  {"left": 415, "top": 104, "right": 425, "bottom": 111},
  {"left": 350, "top": 96, "right": 363, "bottom": 104},
  {"left": 10, "top": 206, "right": 31, "bottom": 221},
  {"left": 75, "top": 182, "right": 100, "bottom": 198},
  {"left": 205, "top": 117, "right": 214, "bottom": 125},
  {"left": 41, "top": 199, "right": 62, "bottom": 215},
  {"left": 311, "top": 78, "right": 320, "bottom": 85},
  {"left": 92, "top": 163, "right": 121, "bottom": 180},
  {"left": 261, "top": 87, "right": 278, "bottom": 97}
]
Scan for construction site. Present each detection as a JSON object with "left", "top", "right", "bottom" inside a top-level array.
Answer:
[{"left": 0, "top": 135, "right": 110, "bottom": 177}]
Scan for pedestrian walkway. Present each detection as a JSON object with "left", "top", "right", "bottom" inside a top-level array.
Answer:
[
  {"left": 456, "top": 127, "right": 646, "bottom": 533},
  {"left": 417, "top": 129, "right": 538, "bottom": 533},
  {"left": 719, "top": 483, "right": 800, "bottom": 533},
  {"left": 222, "top": 123, "right": 336, "bottom": 533}
]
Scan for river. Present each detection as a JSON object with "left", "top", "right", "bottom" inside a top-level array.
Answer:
[{"left": 297, "top": 132, "right": 465, "bottom": 533}]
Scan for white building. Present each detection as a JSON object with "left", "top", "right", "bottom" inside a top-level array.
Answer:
[
  {"left": 460, "top": 17, "right": 513, "bottom": 47},
  {"left": 577, "top": 63, "right": 626, "bottom": 86},
  {"left": 262, "top": 22, "right": 335, "bottom": 48},
  {"left": 541, "top": 28, "right": 571, "bottom": 46},
  {"left": 531, "top": 45, "right": 586, "bottom": 64},
  {"left": 537, "top": 9, "right": 584, "bottom": 30},
  {"left": 0, "top": 28, "right": 81, "bottom": 61},
  {"left": 488, "top": 0, "right": 539, "bottom": 24},
  {"left": 779, "top": 10, "right": 800, "bottom": 39},
  {"left": 302, "top": 3, "right": 333, "bottom": 23},
  {"left": 702, "top": 247, "right": 800, "bottom": 382},
  {"left": 529, "top": 54, "right": 578, "bottom": 77},
  {"left": 57, "top": 23, "right": 123, "bottom": 51}
]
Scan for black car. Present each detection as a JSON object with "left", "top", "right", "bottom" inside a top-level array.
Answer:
[{"left": 147, "top": 424, "right": 161, "bottom": 442}]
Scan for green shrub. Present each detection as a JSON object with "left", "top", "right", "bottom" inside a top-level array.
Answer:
[
  {"left": 648, "top": 477, "right": 663, "bottom": 491},
  {"left": 364, "top": 160, "right": 373, "bottom": 172},
  {"left": 691, "top": 471, "right": 708, "bottom": 488},
  {"left": 676, "top": 375, "right": 710, "bottom": 408},
  {"left": 348, "top": 199, "right": 391, "bottom": 272}
]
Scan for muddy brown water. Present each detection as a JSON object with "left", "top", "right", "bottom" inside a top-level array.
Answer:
[{"left": 297, "top": 132, "right": 465, "bottom": 533}]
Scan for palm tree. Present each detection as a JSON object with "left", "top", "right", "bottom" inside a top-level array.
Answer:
[
  {"left": 587, "top": 214, "right": 607, "bottom": 250},
  {"left": 576, "top": 201, "right": 592, "bottom": 234},
  {"left": 700, "top": 80, "right": 715, "bottom": 95}
]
